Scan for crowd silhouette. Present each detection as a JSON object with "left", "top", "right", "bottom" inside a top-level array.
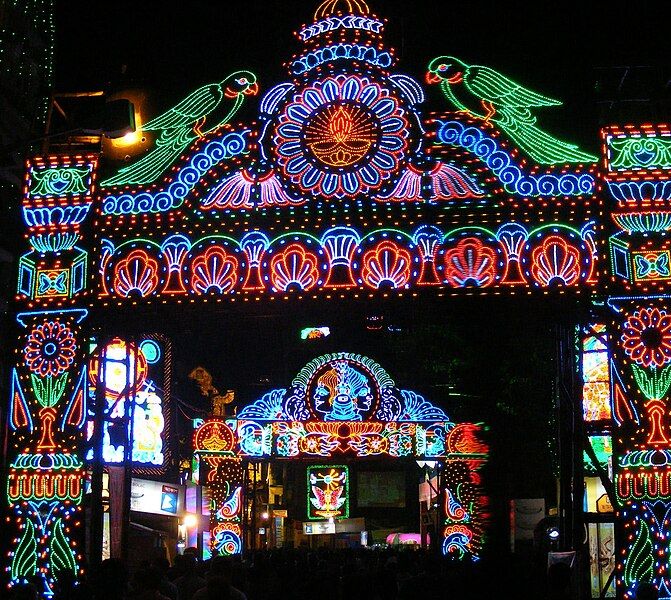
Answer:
[{"left": 7, "top": 548, "right": 659, "bottom": 600}]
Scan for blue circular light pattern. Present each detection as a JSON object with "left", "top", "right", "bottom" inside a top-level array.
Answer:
[{"left": 140, "top": 339, "right": 161, "bottom": 364}]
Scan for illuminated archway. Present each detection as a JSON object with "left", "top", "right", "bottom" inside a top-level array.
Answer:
[{"left": 192, "top": 353, "right": 488, "bottom": 559}]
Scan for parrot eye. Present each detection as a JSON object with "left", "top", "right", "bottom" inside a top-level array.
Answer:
[
  {"left": 438, "top": 64, "right": 448, "bottom": 72},
  {"left": 237, "top": 78, "right": 248, "bottom": 85}
]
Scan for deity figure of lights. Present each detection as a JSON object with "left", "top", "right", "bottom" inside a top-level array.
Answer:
[
  {"left": 313, "top": 361, "right": 372, "bottom": 421},
  {"left": 275, "top": 75, "right": 410, "bottom": 198},
  {"left": 309, "top": 467, "right": 348, "bottom": 519}
]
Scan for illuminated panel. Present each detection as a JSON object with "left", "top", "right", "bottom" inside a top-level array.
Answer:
[
  {"left": 86, "top": 336, "right": 171, "bottom": 472},
  {"left": 434, "top": 119, "right": 595, "bottom": 196},
  {"left": 582, "top": 324, "right": 612, "bottom": 422},
  {"left": 207, "top": 458, "right": 244, "bottom": 557},
  {"left": 611, "top": 302, "right": 671, "bottom": 599},
  {"left": 603, "top": 126, "right": 671, "bottom": 300},
  {"left": 300, "top": 327, "right": 331, "bottom": 340},
  {"left": 604, "top": 126, "right": 671, "bottom": 174},
  {"left": 307, "top": 465, "right": 349, "bottom": 520},
  {"left": 98, "top": 223, "right": 600, "bottom": 304},
  {"left": 237, "top": 352, "right": 452, "bottom": 426},
  {"left": 8, "top": 152, "right": 96, "bottom": 596},
  {"left": 101, "top": 129, "right": 252, "bottom": 215},
  {"left": 194, "top": 353, "right": 489, "bottom": 559},
  {"left": 7, "top": 311, "right": 88, "bottom": 597},
  {"left": 19, "top": 156, "right": 97, "bottom": 305},
  {"left": 28, "top": 165, "right": 93, "bottom": 198},
  {"left": 193, "top": 419, "right": 243, "bottom": 556},
  {"left": 583, "top": 435, "right": 612, "bottom": 476},
  {"left": 442, "top": 459, "right": 489, "bottom": 559},
  {"left": 274, "top": 75, "right": 410, "bottom": 199},
  {"left": 291, "top": 43, "right": 392, "bottom": 75},
  {"left": 603, "top": 127, "right": 671, "bottom": 599}
]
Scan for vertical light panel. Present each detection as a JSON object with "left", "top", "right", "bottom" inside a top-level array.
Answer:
[
  {"left": 85, "top": 336, "right": 171, "bottom": 473},
  {"left": 602, "top": 124, "right": 671, "bottom": 600},
  {"left": 193, "top": 419, "right": 244, "bottom": 556},
  {"left": 582, "top": 324, "right": 612, "bottom": 422},
  {"left": 613, "top": 303, "right": 671, "bottom": 598}
]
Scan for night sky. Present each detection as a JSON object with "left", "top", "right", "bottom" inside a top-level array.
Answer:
[{"left": 55, "top": 0, "right": 671, "bottom": 154}]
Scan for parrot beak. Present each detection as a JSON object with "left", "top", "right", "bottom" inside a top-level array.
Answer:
[
  {"left": 244, "top": 82, "right": 259, "bottom": 96},
  {"left": 425, "top": 71, "right": 441, "bottom": 85}
]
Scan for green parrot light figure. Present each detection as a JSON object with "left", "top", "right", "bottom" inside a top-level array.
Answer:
[
  {"left": 101, "top": 71, "right": 259, "bottom": 187},
  {"left": 426, "top": 56, "right": 596, "bottom": 165}
]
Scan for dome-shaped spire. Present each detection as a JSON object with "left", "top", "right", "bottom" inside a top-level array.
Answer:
[
  {"left": 293, "top": 0, "right": 390, "bottom": 77},
  {"left": 314, "top": 0, "right": 370, "bottom": 20}
]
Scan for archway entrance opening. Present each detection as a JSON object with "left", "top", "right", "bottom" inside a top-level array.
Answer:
[{"left": 88, "top": 300, "right": 573, "bottom": 570}]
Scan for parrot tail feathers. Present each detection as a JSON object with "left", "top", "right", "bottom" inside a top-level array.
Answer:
[
  {"left": 495, "top": 108, "right": 597, "bottom": 165},
  {"left": 101, "top": 140, "right": 190, "bottom": 187}
]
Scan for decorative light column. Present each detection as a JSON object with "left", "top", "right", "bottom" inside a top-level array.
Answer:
[
  {"left": 603, "top": 125, "right": 671, "bottom": 599},
  {"left": 6, "top": 155, "right": 97, "bottom": 596},
  {"left": 193, "top": 419, "right": 244, "bottom": 556}
]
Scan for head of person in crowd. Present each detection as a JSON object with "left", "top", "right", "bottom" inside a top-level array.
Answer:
[
  {"left": 636, "top": 582, "right": 659, "bottom": 600},
  {"left": 11, "top": 583, "right": 38, "bottom": 600}
]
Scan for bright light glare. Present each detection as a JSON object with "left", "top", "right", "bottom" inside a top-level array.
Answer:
[
  {"left": 183, "top": 514, "right": 198, "bottom": 528},
  {"left": 121, "top": 130, "right": 142, "bottom": 145}
]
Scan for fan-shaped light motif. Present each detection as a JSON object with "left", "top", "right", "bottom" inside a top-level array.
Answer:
[
  {"left": 114, "top": 250, "right": 160, "bottom": 297},
  {"left": 315, "top": 0, "right": 370, "bottom": 19},
  {"left": 190, "top": 247, "right": 239, "bottom": 294},
  {"left": 361, "top": 240, "right": 412, "bottom": 289},
  {"left": 270, "top": 244, "right": 320, "bottom": 291},
  {"left": 444, "top": 238, "right": 498, "bottom": 288},
  {"left": 530, "top": 235, "right": 581, "bottom": 286}
]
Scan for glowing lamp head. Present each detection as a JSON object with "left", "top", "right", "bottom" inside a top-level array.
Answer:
[
  {"left": 261, "top": 511, "right": 269, "bottom": 520},
  {"left": 120, "top": 130, "right": 142, "bottom": 146}
]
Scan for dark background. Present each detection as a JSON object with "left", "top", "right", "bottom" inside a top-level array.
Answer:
[{"left": 55, "top": 0, "right": 671, "bottom": 155}]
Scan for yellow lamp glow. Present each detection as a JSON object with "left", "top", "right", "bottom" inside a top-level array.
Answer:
[{"left": 183, "top": 514, "right": 198, "bottom": 529}]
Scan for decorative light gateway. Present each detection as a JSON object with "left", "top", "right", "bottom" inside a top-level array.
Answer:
[{"left": 300, "top": 327, "right": 331, "bottom": 340}]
